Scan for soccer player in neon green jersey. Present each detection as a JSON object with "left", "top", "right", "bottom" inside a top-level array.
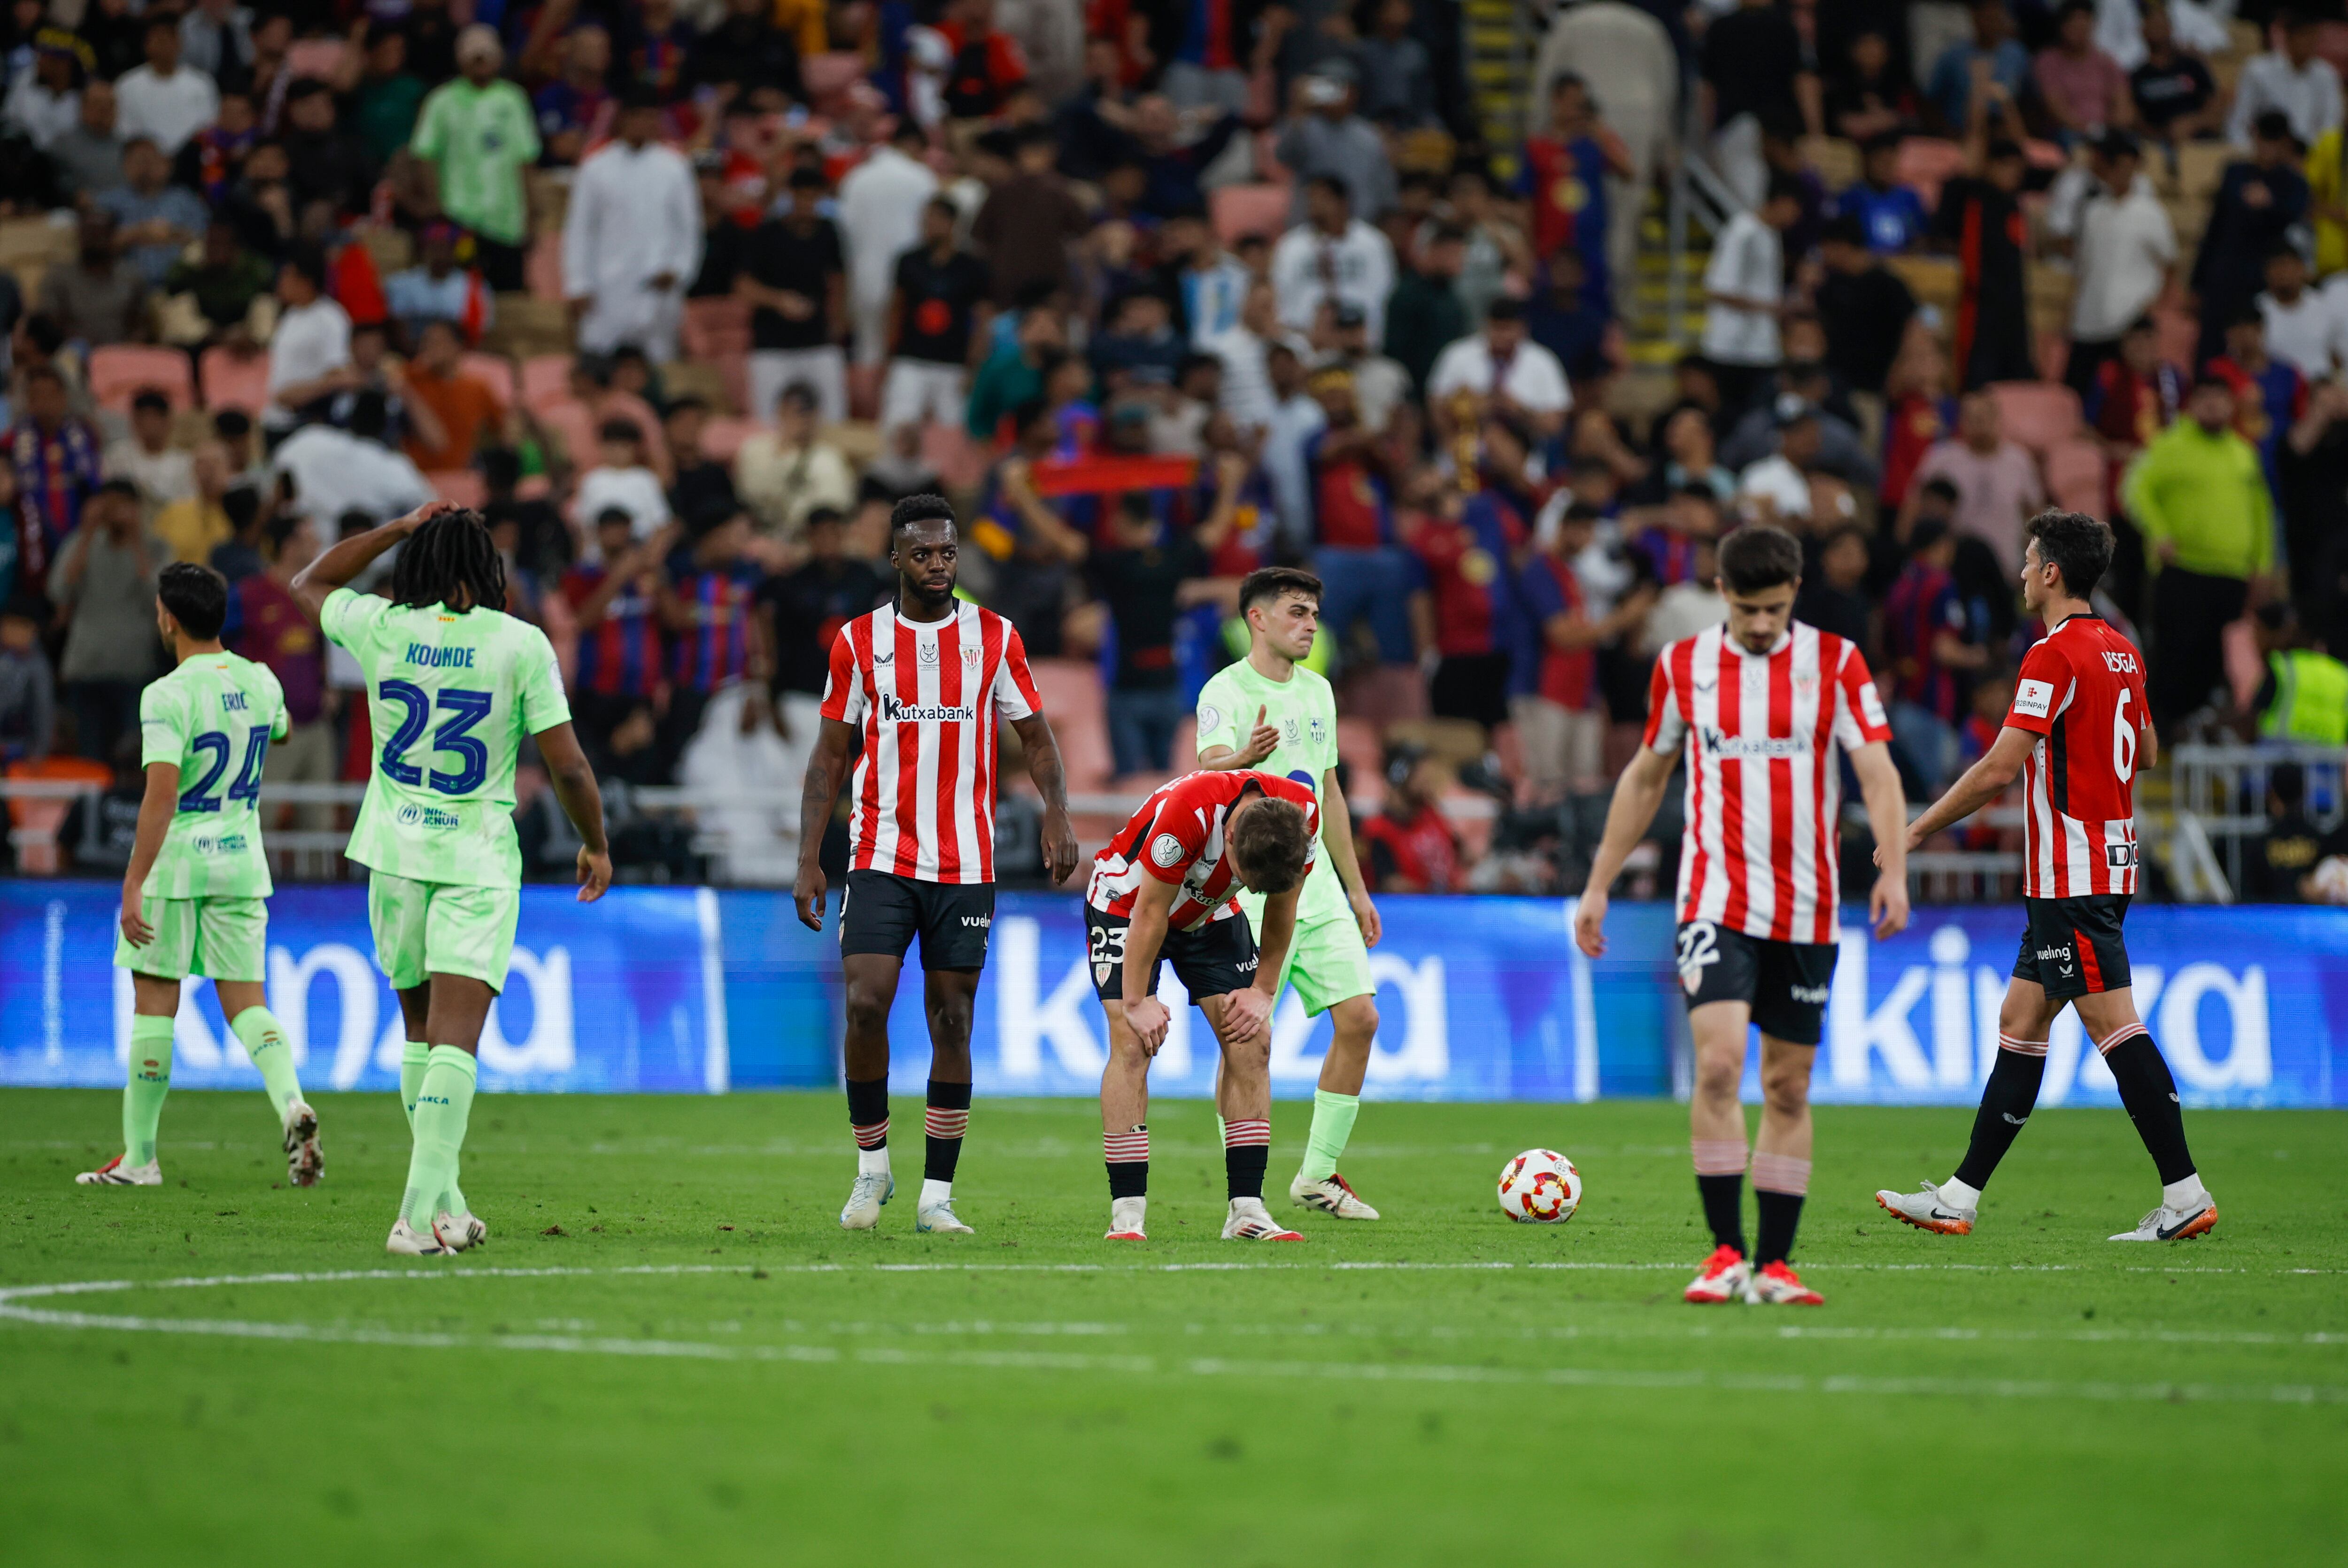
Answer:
[
  {"left": 292, "top": 502, "right": 612, "bottom": 1256},
  {"left": 1193, "top": 566, "right": 1386, "bottom": 1220},
  {"left": 80, "top": 562, "right": 321, "bottom": 1189}
]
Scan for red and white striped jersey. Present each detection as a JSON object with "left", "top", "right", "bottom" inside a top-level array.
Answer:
[
  {"left": 820, "top": 601, "right": 1042, "bottom": 884},
  {"left": 1642, "top": 621, "right": 1894, "bottom": 943},
  {"left": 1086, "top": 771, "right": 1321, "bottom": 931},
  {"left": 2005, "top": 612, "right": 2146, "bottom": 897}
]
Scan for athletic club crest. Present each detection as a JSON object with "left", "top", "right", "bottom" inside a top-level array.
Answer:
[{"left": 962, "top": 645, "right": 979, "bottom": 668}]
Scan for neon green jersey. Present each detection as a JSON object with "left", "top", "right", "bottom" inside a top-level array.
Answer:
[
  {"left": 321, "top": 587, "right": 570, "bottom": 888},
  {"left": 1195, "top": 657, "right": 1347, "bottom": 923},
  {"left": 137, "top": 651, "right": 289, "bottom": 900}
]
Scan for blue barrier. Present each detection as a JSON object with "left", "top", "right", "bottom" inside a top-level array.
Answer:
[{"left": 3, "top": 883, "right": 2340, "bottom": 1106}]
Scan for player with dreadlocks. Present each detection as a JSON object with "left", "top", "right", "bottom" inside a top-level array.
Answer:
[{"left": 294, "top": 501, "right": 612, "bottom": 1255}]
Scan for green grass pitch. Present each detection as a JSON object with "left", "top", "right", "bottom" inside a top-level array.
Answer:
[{"left": 3, "top": 1087, "right": 2344, "bottom": 1565}]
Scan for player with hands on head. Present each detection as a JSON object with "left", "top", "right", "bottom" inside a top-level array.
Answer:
[
  {"left": 793, "top": 494, "right": 1078, "bottom": 1237},
  {"left": 292, "top": 499, "right": 611, "bottom": 1257},
  {"left": 1576, "top": 524, "right": 1909, "bottom": 1308}
]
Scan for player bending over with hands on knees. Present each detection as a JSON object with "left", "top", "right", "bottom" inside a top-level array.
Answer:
[
  {"left": 292, "top": 501, "right": 612, "bottom": 1257},
  {"left": 1576, "top": 525, "right": 1911, "bottom": 1307},
  {"left": 1088, "top": 770, "right": 1318, "bottom": 1241},
  {"left": 793, "top": 494, "right": 1080, "bottom": 1236},
  {"left": 1875, "top": 509, "right": 2217, "bottom": 1244},
  {"left": 83, "top": 558, "right": 321, "bottom": 1190}
]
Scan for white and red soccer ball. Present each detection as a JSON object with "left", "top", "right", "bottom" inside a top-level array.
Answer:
[{"left": 1497, "top": 1149, "right": 1583, "bottom": 1224}]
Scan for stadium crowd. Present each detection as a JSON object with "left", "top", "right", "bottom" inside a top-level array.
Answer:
[{"left": 0, "top": 0, "right": 2342, "bottom": 896}]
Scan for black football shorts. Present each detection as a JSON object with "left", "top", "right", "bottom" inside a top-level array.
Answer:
[
  {"left": 1676, "top": 919, "right": 1839, "bottom": 1046},
  {"left": 838, "top": 869, "right": 995, "bottom": 970},
  {"left": 2012, "top": 893, "right": 2131, "bottom": 999},
  {"left": 1084, "top": 906, "right": 1261, "bottom": 1004}
]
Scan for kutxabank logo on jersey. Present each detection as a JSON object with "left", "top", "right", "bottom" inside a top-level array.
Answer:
[{"left": 879, "top": 694, "right": 976, "bottom": 724}]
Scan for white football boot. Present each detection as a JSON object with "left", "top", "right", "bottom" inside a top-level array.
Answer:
[
  {"left": 283, "top": 1100, "right": 323, "bottom": 1188},
  {"left": 916, "top": 1198, "right": 974, "bottom": 1234},
  {"left": 1289, "top": 1170, "right": 1380, "bottom": 1219},
  {"left": 386, "top": 1218, "right": 453, "bottom": 1256},
  {"left": 1874, "top": 1181, "right": 1977, "bottom": 1236},
  {"left": 2109, "top": 1196, "right": 2218, "bottom": 1242},
  {"left": 840, "top": 1170, "right": 895, "bottom": 1230},
  {"left": 1104, "top": 1197, "right": 1148, "bottom": 1240},
  {"left": 1744, "top": 1260, "right": 1826, "bottom": 1306},
  {"left": 1221, "top": 1197, "right": 1305, "bottom": 1241},
  {"left": 76, "top": 1155, "right": 160, "bottom": 1186},
  {"left": 1684, "top": 1244, "right": 1752, "bottom": 1304},
  {"left": 433, "top": 1211, "right": 487, "bottom": 1251}
]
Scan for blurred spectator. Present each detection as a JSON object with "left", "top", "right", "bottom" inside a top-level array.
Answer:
[
  {"left": 1702, "top": 175, "right": 1801, "bottom": 413},
  {"left": 658, "top": 508, "right": 763, "bottom": 767},
  {"left": 48, "top": 77, "right": 126, "bottom": 199},
  {"left": 100, "top": 138, "right": 209, "bottom": 288},
  {"left": 1515, "top": 502, "right": 1644, "bottom": 800},
  {"left": 1518, "top": 74, "right": 1632, "bottom": 311},
  {"left": 1317, "top": 301, "right": 1409, "bottom": 435},
  {"left": 385, "top": 223, "right": 491, "bottom": 348},
  {"left": 2126, "top": 375, "right": 2273, "bottom": 727},
  {"left": 410, "top": 26, "right": 541, "bottom": 290},
  {"left": 935, "top": 0, "right": 1026, "bottom": 120},
  {"left": 691, "top": 0, "right": 805, "bottom": 105},
  {"left": 967, "top": 291, "right": 1067, "bottom": 440},
  {"left": 207, "top": 483, "right": 266, "bottom": 583},
  {"left": 1825, "top": 29, "right": 1919, "bottom": 142},
  {"left": 740, "top": 167, "right": 849, "bottom": 424},
  {"left": 533, "top": 23, "right": 613, "bottom": 168},
  {"left": 2193, "top": 112, "right": 2310, "bottom": 365},
  {"left": 2242, "top": 761, "right": 2348, "bottom": 901},
  {"left": 972, "top": 124, "right": 1088, "bottom": 310},
  {"left": 1637, "top": 533, "right": 1727, "bottom": 652},
  {"left": 46, "top": 478, "right": 162, "bottom": 761},
  {"left": 664, "top": 398, "right": 738, "bottom": 534},
  {"left": 2088, "top": 314, "right": 2187, "bottom": 465},
  {"left": 346, "top": 21, "right": 425, "bottom": 168},
  {"left": 179, "top": 0, "right": 255, "bottom": 92},
  {"left": 220, "top": 138, "right": 296, "bottom": 262},
  {"left": 1925, "top": 1, "right": 2029, "bottom": 136},
  {"left": 1937, "top": 126, "right": 2032, "bottom": 388},
  {"left": 574, "top": 417, "right": 671, "bottom": 542},
  {"left": 1160, "top": 205, "right": 1251, "bottom": 348},
  {"left": 262, "top": 247, "right": 352, "bottom": 436},
  {"left": 563, "top": 509, "right": 671, "bottom": 772},
  {"left": 563, "top": 90, "right": 700, "bottom": 365},
  {"left": 5, "top": 31, "right": 84, "bottom": 150},
  {"left": 1256, "top": 340, "right": 1324, "bottom": 548},
  {"left": 2256, "top": 246, "right": 2345, "bottom": 380},
  {"left": 1406, "top": 463, "right": 1523, "bottom": 730},
  {"left": 2207, "top": 305, "right": 2306, "bottom": 497},
  {"left": 753, "top": 503, "right": 885, "bottom": 729},
  {"left": 1302, "top": 367, "right": 1409, "bottom": 666},
  {"left": 2036, "top": 0, "right": 2131, "bottom": 142},
  {"left": 115, "top": 13, "right": 216, "bottom": 159},
  {"left": 39, "top": 211, "right": 145, "bottom": 349},
  {"left": 1088, "top": 489, "right": 1221, "bottom": 774},
  {"left": 1816, "top": 215, "right": 1917, "bottom": 394},
  {"left": 737, "top": 382, "right": 857, "bottom": 548},
  {"left": 2247, "top": 602, "right": 2348, "bottom": 743},
  {"left": 1904, "top": 390, "right": 2044, "bottom": 572},
  {"left": 479, "top": 447, "right": 570, "bottom": 582},
  {"left": 1733, "top": 402, "right": 1827, "bottom": 526},
  {"left": 1883, "top": 517, "right": 1986, "bottom": 793},
  {"left": 402, "top": 320, "right": 507, "bottom": 473},
  {"left": 1357, "top": 0, "right": 1436, "bottom": 127},
  {"left": 7, "top": 365, "right": 101, "bottom": 575},
  {"left": 1385, "top": 221, "right": 1468, "bottom": 397},
  {"left": 269, "top": 392, "right": 431, "bottom": 527},
  {"left": 1427, "top": 296, "right": 1571, "bottom": 442},
  {"left": 1444, "top": 163, "right": 1530, "bottom": 328},
  {"left": 840, "top": 120, "right": 941, "bottom": 369},
  {"left": 178, "top": 86, "right": 256, "bottom": 204},
  {"left": 1702, "top": 0, "right": 1815, "bottom": 207},
  {"left": 1199, "top": 278, "right": 1298, "bottom": 435},
  {"left": 1091, "top": 287, "right": 1184, "bottom": 396},
  {"left": 1359, "top": 746, "right": 1460, "bottom": 893},
  {"left": 104, "top": 389, "right": 193, "bottom": 518},
  {"left": 281, "top": 79, "right": 372, "bottom": 223},
  {"left": 2129, "top": 3, "right": 2220, "bottom": 146},
  {"left": 235, "top": 511, "right": 333, "bottom": 830},
  {"left": 154, "top": 442, "right": 236, "bottom": 565},
  {"left": 1833, "top": 132, "right": 1931, "bottom": 255},
  {"left": 972, "top": 400, "right": 1088, "bottom": 653},
  {"left": 1639, "top": 405, "right": 1736, "bottom": 504},
  {"left": 160, "top": 221, "right": 273, "bottom": 347},
  {"left": 2062, "top": 131, "right": 2176, "bottom": 399},
  {"left": 2229, "top": 8, "right": 2341, "bottom": 149},
  {"left": 1272, "top": 174, "right": 1397, "bottom": 347},
  {"left": 1275, "top": 65, "right": 1394, "bottom": 224},
  {"left": 1797, "top": 523, "right": 1875, "bottom": 649},
  {"left": 0, "top": 594, "right": 54, "bottom": 763}
]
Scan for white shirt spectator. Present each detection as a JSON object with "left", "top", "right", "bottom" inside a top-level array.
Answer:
[
  {"left": 1180, "top": 255, "right": 1252, "bottom": 347},
  {"left": 2259, "top": 287, "right": 2348, "bottom": 380},
  {"left": 1205, "top": 323, "right": 1311, "bottom": 433},
  {"left": 1701, "top": 210, "right": 1783, "bottom": 367},
  {"left": 562, "top": 135, "right": 703, "bottom": 364},
  {"left": 1425, "top": 332, "right": 1573, "bottom": 416},
  {"left": 835, "top": 140, "right": 940, "bottom": 364},
  {"left": 1639, "top": 579, "right": 1730, "bottom": 657},
  {"left": 264, "top": 294, "right": 352, "bottom": 429},
  {"left": 1269, "top": 218, "right": 1396, "bottom": 344},
  {"left": 2070, "top": 173, "right": 2177, "bottom": 342},
  {"left": 179, "top": 2, "right": 255, "bottom": 81},
  {"left": 1261, "top": 389, "right": 1328, "bottom": 551},
  {"left": 1736, "top": 453, "right": 1812, "bottom": 522},
  {"left": 4, "top": 74, "right": 78, "bottom": 148},
  {"left": 103, "top": 436, "right": 195, "bottom": 516},
  {"left": 2094, "top": 0, "right": 2231, "bottom": 70},
  {"left": 269, "top": 425, "right": 432, "bottom": 525},
  {"left": 573, "top": 464, "right": 672, "bottom": 541},
  {"left": 114, "top": 61, "right": 218, "bottom": 156},
  {"left": 2229, "top": 49, "right": 2344, "bottom": 148}
]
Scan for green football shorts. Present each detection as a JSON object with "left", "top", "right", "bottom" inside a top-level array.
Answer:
[
  {"left": 114, "top": 896, "right": 267, "bottom": 983},
  {"left": 366, "top": 871, "right": 521, "bottom": 992},
  {"left": 1261, "top": 906, "right": 1375, "bottom": 1018}
]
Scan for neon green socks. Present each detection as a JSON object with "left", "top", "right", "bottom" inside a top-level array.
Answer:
[
  {"left": 399, "top": 1046, "right": 479, "bottom": 1229},
  {"left": 402, "top": 1039, "right": 469, "bottom": 1217},
  {"left": 230, "top": 1006, "right": 303, "bottom": 1124},
  {"left": 124, "top": 1014, "right": 175, "bottom": 1167},
  {"left": 1298, "top": 1089, "right": 1361, "bottom": 1183}
]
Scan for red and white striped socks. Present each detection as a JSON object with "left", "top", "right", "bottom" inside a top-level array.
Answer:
[
  {"left": 1223, "top": 1117, "right": 1270, "bottom": 1202},
  {"left": 846, "top": 1077, "right": 889, "bottom": 1175},
  {"left": 922, "top": 1079, "right": 971, "bottom": 1207},
  {"left": 1104, "top": 1126, "right": 1149, "bottom": 1199}
]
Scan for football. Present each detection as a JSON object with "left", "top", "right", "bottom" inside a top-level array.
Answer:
[{"left": 1497, "top": 1148, "right": 1583, "bottom": 1224}]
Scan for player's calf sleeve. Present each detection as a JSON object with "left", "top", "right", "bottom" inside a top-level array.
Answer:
[
  {"left": 1692, "top": 1137, "right": 1748, "bottom": 1256},
  {"left": 230, "top": 1007, "right": 301, "bottom": 1123},
  {"left": 1953, "top": 1036, "right": 2047, "bottom": 1191},
  {"left": 400, "top": 1047, "right": 478, "bottom": 1229},
  {"left": 847, "top": 1076, "right": 889, "bottom": 1174},
  {"left": 1751, "top": 1154, "right": 1811, "bottom": 1267},
  {"left": 1298, "top": 1090, "right": 1359, "bottom": 1184},
  {"left": 923, "top": 1079, "right": 970, "bottom": 1185},
  {"left": 124, "top": 1015, "right": 175, "bottom": 1167},
  {"left": 2101, "top": 1028, "right": 2199, "bottom": 1186},
  {"left": 1105, "top": 1126, "right": 1149, "bottom": 1197},
  {"left": 1223, "top": 1118, "right": 1270, "bottom": 1201}
]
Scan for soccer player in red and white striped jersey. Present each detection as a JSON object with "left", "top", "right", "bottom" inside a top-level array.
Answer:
[
  {"left": 1877, "top": 510, "right": 2217, "bottom": 1244},
  {"left": 794, "top": 495, "right": 1081, "bottom": 1236},
  {"left": 1576, "top": 526, "right": 1912, "bottom": 1307},
  {"left": 1085, "top": 770, "right": 1319, "bottom": 1242}
]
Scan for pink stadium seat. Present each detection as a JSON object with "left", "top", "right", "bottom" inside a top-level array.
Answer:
[
  {"left": 2155, "top": 305, "right": 2198, "bottom": 371},
  {"left": 682, "top": 296, "right": 752, "bottom": 356},
  {"left": 427, "top": 469, "right": 487, "bottom": 508},
  {"left": 2044, "top": 437, "right": 2107, "bottom": 518},
  {"left": 1211, "top": 183, "right": 1290, "bottom": 246},
  {"left": 198, "top": 345, "right": 270, "bottom": 413},
  {"left": 88, "top": 346, "right": 194, "bottom": 412},
  {"left": 698, "top": 415, "right": 760, "bottom": 464},
  {"left": 1336, "top": 717, "right": 1383, "bottom": 810},
  {"left": 846, "top": 361, "right": 881, "bottom": 421},
  {"left": 1025, "top": 660, "right": 1111, "bottom": 794},
  {"left": 519, "top": 354, "right": 575, "bottom": 414},
  {"left": 1895, "top": 137, "right": 1965, "bottom": 210},
  {"left": 922, "top": 423, "right": 989, "bottom": 487},
  {"left": 1987, "top": 380, "right": 2082, "bottom": 453},
  {"left": 460, "top": 352, "right": 517, "bottom": 407},
  {"left": 525, "top": 231, "right": 565, "bottom": 299}
]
